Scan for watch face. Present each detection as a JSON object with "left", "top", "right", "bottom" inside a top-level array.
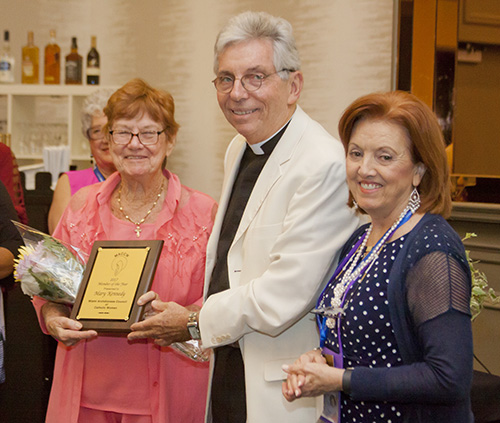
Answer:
[
  {"left": 188, "top": 325, "right": 201, "bottom": 340},
  {"left": 187, "top": 312, "right": 201, "bottom": 340}
]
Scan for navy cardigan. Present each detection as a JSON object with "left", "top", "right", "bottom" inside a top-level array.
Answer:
[{"left": 343, "top": 213, "right": 474, "bottom": 423}]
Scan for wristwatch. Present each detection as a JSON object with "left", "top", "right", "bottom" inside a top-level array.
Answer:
[{"left": 187, "top": 311, "right": 201, "bottom": 340}]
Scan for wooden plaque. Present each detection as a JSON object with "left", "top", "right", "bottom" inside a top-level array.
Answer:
[{"left": 70, "top": 240, "right": 163, "bottom": 332}]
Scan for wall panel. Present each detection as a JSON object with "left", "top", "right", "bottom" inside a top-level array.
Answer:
[{"left": 0, "top": 0, "right": 394, "bottom": 199}]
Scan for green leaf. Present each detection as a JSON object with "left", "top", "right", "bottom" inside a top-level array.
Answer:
[{"left": 464, "top": 234, "right": 499, "bottom": 321}]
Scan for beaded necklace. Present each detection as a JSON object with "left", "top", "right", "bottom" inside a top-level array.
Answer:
[{"left": 315, "top": 188, "right": 421, "bottom": 335}]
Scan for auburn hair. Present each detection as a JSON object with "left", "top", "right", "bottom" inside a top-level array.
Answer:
[{"left": 338, "top": 90, "right": 451, "bottom": 217}]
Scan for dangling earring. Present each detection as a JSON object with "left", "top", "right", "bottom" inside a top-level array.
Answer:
[
  {"left": 409, "top": 187, "right": 421, "bottom": 212},
  {"left": 352, "top": 199, "right": 359, "bottom": 210},
  {"left": 90, "top": 154, "right": 94, "bottom": 165}
]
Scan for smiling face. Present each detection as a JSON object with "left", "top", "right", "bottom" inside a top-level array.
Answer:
[
  {"left": 346, "top": 119, "right": 425, "bottom": 224},
  {"left": 215, "top": 38, "right": 302, "bottom": 144},
  {"left": 110, "top": 114, "right": 174, "bottom": 181},
  {"left": 88, "top": 113, "right": 116, "bottom": 176}
]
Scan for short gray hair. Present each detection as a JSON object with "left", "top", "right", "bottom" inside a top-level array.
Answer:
[
  {"left": 214, "top": 11, "right": 301, "bottom": 79},
  {"left": 81, "top": 88, "right": 115, "bottom": 137}
]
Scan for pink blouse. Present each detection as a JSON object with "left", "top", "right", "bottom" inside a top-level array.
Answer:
[
  {"left": 34, "top": 171, "right": 216, "bottom": 423},
  {"left": 66, "top": 167, "right": 100, "bottom": 195}
]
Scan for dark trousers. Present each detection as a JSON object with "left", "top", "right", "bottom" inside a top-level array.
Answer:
[{"left": 211, "top": 345, "right": 246, "bottom": 423}]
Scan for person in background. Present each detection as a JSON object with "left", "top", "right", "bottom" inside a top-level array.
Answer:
[
  {"left": 48, "top": 88, "right": 117, "bottom": 234},
  {"left": 33, "top": 79, "right": 216, "bottom": 423},
  {"left": 0, "top": 181, "right": 23, "bottom": 384},
  {"left": 128, "top": 11, "right": 359, "bottom": 423},
  {"left": 282, "top": 91, "right": 473, "bottom": 423},
  {"left": 0, "top": 142, "right": 28, "bottom": 225}
]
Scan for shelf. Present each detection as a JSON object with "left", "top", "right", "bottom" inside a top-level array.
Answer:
[
  {"left": 0, "top": 84, "right": 106, "bottom": 96},
  {"left": 0, "top": 85, "right": 117, "bottom": 163}
]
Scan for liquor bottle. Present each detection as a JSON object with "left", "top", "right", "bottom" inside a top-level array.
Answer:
[
  {"left": 65, "top": 37, "right": 82, "bottom": 85},
  {"left": 0, "top": 31, "right": 15, "bottom": 84},
  {"left": 22, "top": 31, "right": 39, "bottom": 84},
  {"left": 44, "top": 29, "right": 60, "bottom": 84},
  {"left": 86, "top": 35, "right": 100, "bottom": 85}
]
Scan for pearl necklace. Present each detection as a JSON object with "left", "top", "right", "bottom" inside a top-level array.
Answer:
[
  {"left": 325, "top": 189, "right": 421, "bottom": 327},
  {"left": 117, "top": 179, "right": 165, "bottom": 238}
]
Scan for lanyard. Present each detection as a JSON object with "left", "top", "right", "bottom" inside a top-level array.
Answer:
[
  {"left": 317, "top": 209, "right": 413, "bottom": 349},
  {"left": 93, "top": 166, "right": 106, "bottom": 182}
]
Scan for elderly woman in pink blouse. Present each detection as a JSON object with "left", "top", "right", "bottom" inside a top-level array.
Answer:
[
  {"left": 33, "top": 78, "right": 217, "bottom": 423},
  {"left": 48, "top": 88, "right": 117, "bottom": 234}
]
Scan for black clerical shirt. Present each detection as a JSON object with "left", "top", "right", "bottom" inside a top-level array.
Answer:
[{"left": 207, "top": 124, "right": 287, "bottom": 423}]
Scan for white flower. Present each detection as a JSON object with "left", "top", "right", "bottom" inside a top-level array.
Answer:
[{"left": 13, "top": 223, "right": 85, "bottom": 304}]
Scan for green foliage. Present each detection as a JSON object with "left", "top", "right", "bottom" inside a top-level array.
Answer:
[{"left": 463, "top": 233, "right": 499, "bottom": 321}]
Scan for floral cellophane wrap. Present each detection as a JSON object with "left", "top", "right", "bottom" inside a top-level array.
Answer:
[
  {"left": 12, "top": 222, "right": 86, "bottom": 304},
  {"left": 171, "top": 340, "right": 209, "bottom": 362}
]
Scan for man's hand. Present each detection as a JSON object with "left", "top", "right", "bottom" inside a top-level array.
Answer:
[{"left": 127, "top": 291, "right": 197, "bottom": 346}]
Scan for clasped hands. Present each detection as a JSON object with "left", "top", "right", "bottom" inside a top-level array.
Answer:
[{"left": 282, "top": 349, "right": 345, "bottom": 402}]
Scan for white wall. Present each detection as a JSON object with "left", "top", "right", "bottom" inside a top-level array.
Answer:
[{"left": 0, "top": 0, "right": 395, "bottom": 200}]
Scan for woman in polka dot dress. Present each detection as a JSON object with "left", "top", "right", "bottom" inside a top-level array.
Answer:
[{"left": 283, "top": 91, "right": 473, "bottom": 423}]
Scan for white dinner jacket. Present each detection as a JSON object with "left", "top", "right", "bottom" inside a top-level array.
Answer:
[{"left": 200, "top": 105, "right": 359, "bottom": 422}]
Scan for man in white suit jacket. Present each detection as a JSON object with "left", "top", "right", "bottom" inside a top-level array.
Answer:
[{"left": 129, "top": 11, "right": 359, "bottom": 423}]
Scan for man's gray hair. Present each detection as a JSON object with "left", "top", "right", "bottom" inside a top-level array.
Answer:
[
  {"left": 214, "top": 11, "right": 301, "bottom": 79},
  {"left": 81, "top": 88, "right": 115, "bottom": 137}
]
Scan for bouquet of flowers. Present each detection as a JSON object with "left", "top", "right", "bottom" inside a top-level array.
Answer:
[{"left": 12, "top": 222, "right": 86, "bottom": 304}]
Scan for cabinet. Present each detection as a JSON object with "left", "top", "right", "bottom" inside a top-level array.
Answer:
[
  {"left": 459, "top": 0, "right": 500, "bottom": 45},
  {"left": 449, "top": 202, "right": 500, "bottom": 375},
  {"left": 0, "top": 84, "right": 116, "bottom": 161},
  {"left": 453, "top": 44, "right": 500, "bottom": 177}
]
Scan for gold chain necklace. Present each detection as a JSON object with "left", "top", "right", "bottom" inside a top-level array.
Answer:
[{"left": 117, "top": 180, "right": 165, "bottom": 237}]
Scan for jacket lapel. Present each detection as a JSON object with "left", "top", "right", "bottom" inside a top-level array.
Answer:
[{"left": 232, "top": 106, "right": 307, "bottom": 244}]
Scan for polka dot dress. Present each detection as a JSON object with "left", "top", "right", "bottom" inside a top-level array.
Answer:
[{"left": 318, "top": 233, "right": 407, "bottom": 423}]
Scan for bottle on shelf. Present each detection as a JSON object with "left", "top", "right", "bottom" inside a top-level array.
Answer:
[
  {"left": 0, "top": 30, "right": 15, "bottom": 84},
  {"left": 65, "top": 36, "right": 82, "bottom": 85},
  {"left": 86, "top": 35, "right": 100, "bottom": 85},
  {"left": 22, "top": 31, "right": 39, "bottom": 84},
  {"left": 44, "top": 29, "right": 61, "bottom": 84}
]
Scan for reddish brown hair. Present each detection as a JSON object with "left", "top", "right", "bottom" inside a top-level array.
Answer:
[
  {"left": 104, "top": 78, "right": 179, "bottom": 141},
  {"left": 338, "top": 90, "right": 451, "bottom": 217}
]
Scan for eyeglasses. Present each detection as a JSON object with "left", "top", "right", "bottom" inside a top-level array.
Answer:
[
  {"left": 87, "top": 127, "right": 106, "bottom": 141},
  {"left": 109, "top": 129, "right": 166, "bottom": 145},
  {"left": 212, "top": 69, "right": 294, "bottom": 93}
]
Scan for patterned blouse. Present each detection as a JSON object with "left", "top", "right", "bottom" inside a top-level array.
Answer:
[{"left": 318, "top": 232, "right": 406, "bottom": 422}]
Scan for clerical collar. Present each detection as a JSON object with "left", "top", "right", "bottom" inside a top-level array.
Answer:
[{"left": 247, "top": 115, "right": 293, "bottom": 155}]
